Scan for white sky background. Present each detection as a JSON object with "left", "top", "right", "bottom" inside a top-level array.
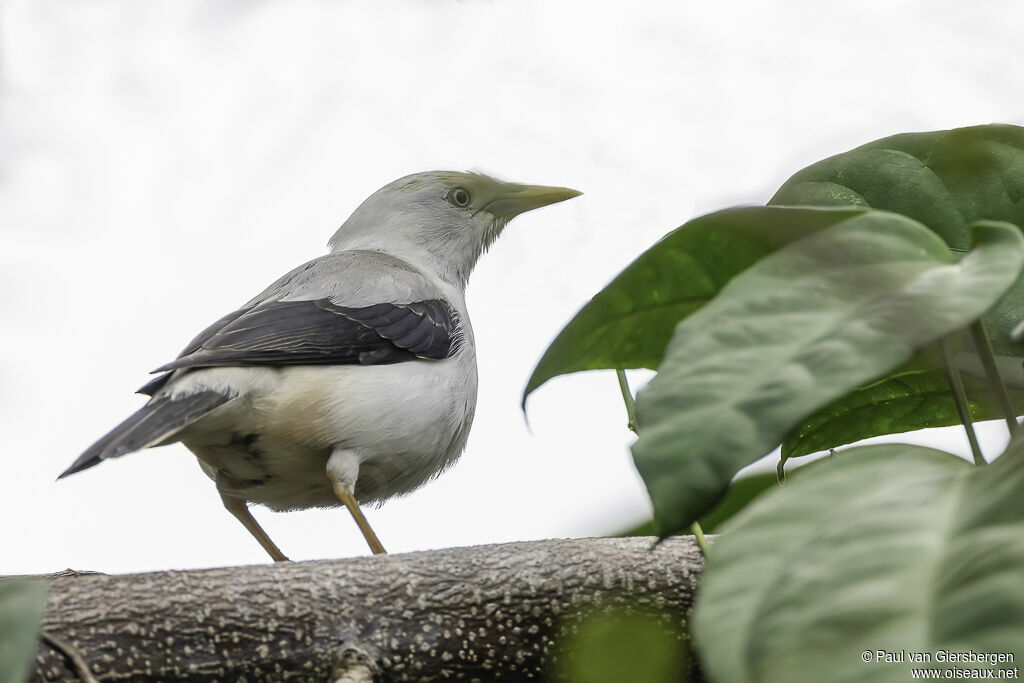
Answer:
[{"left": 2, "top": 1, "right": 1023, "bottom": 574}]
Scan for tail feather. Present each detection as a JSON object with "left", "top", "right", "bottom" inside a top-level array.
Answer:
[{"left": 59, "top": 390, "right": 232, "bottom": 479}]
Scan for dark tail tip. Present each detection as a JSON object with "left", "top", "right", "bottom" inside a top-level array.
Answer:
[
  {"left": 57, "top": 456, "right": 101, "bottom": 480},
  {"left": 58, "top": 390, "right": 232, "bottom": 482}
]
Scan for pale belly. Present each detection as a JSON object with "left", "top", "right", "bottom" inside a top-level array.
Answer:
[{"left": 169, "top": 356, "right": 477, "bottom": 511}]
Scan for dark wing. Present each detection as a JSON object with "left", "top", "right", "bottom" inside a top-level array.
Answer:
[
  {"left": 150, "top": 298, "right": 460, "bottom": 374},
  {"left": 177, "top": 308, "right": 252, "bottom": 358}
]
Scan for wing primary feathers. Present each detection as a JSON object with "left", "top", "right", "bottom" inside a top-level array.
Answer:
[
  {"left": 137, "top": 373, "right": 172, "bottom": 396},
  {"left": 325, "top": 299, "right": 460, "bottom": 359},
  {"left": 178, "top": 308, "right": 251, "bottom": 357},
  {"left": 152, "top": 299, "right": 460, "bottom": 372}
]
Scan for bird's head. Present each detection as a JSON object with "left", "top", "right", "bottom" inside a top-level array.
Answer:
[{"left": 329, "top": 171, "right": 581, "bottom": 287}]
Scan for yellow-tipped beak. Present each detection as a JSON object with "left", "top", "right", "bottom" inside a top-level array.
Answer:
[{"left": 485, "top": 183, "right": 582, "bottom": 217}]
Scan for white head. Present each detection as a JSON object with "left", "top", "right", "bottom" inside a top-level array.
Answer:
[{"left": 329, "top": 171, "right": 581, "bottom": 287}]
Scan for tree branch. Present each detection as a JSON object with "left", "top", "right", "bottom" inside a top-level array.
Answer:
[{"left": 31, "top": 537, "right": 704, "bottom": 681}]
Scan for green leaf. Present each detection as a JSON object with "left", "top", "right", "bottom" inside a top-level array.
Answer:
[
  {"left": 553, "top": 608, "right": 690, "bottom": 683},
  {"left": 781, "top": 367, "right": 1024, "bottom": 462},
  {"left": 694, "top": 442, "right": 1024, "bottom": 683},
  {"left": 771, "top": 125, "right": 1024, "bottom": 457},
  {"left": 617, "top": 472, "right": 783, "bottom": 538},
  {"left": 696, "top": 471, "right": 781, "bottom": 533},
  {"left": 522, "top": 206, "right": 866, "bottom": 406},
  {"left": 621, "top": 466, "right": 835, "bottom": 540},
  {"left": 632, "top": 214, "right": 1024, "bottom": 535},
  {"left": 770, "top": 123, "right": 1024, "bottom": 353},
  {"left": 0, "top": 580, "right": 48, "bottom": 683}
]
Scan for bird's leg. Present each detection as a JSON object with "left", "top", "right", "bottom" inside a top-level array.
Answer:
[
  {"left": 331, "top": 483, "right": 387, "bottom": 555},
  {"left": 327, "top": 449, "right": 387, "bottom": 555},
  {"left": 218, "top": 491, "right": 290, "bottom": 563}
]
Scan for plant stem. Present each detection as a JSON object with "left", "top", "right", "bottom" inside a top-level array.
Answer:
[
  {"left": 616, "top": 369, "right": 638, "bottom": 434},
  {"left": 940, "top": 336, "right": 986, "bottom": 466},
  {"left": 969, "top": 321, "right": 1018, "bottom": 435},
  {"left": 690, "top": 519, "right": 712, "bottom": 557},
  {"left": 615, "top": 369, "right": 710, "bottom": 557}
]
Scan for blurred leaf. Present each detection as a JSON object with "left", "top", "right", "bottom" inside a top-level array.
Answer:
[
  {"left": 770, "top": 123, "right": 1024, "bottom": 354},
  {"left": 0, "top": 579, "right": 48, "bottom": 683},
  {"left": 522, "top": 206, "right": 866, "bottom": 406},
  {"left": 697, "top": 472, "right": 780, "bottom": 533},
  {"left": 617, "top": 471, "right": 782, "bottom": 538},
  {"left": 633, "top": 215, "right": 1024, "bottom": 535},
  {"left": 554, "top": 608, "right": 689, "bottom": 683},
  {"left": 781, "top": 367, "right": 1024, "bottom": 462},
  {"left": 616, "top": 518, "right": 659, "bottom": 538},
  {"left": 694, "top": 442, "right": 1024, "bottom": 683}
]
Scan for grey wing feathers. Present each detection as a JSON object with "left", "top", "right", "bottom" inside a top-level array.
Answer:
[
  {"left": 141, "top": 251, "right": 460, "bottom": 383},
  {"left": 60, "top": 391, "right": 232, "bottom": 478},
  {"left": 151, "top": 298, "right": 459, "bottom": 373}
]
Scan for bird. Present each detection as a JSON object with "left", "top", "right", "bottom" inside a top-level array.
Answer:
[{"left": 59, "top": 171, "right": 581, "bottom": 562}]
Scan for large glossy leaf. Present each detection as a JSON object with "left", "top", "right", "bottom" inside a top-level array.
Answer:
[
  {"left": 0, "top": 579, "right": 48, "bottom": 683},
  {"left": 694, "top": 443, "right": 1024, "bottom": 683},
  {"left": 772, "top": 125, "right": 1024, "bottom": 459},
  {"left": 781, "top": 368, "right": 1024, "bottom": 461},
  {"left": 771, "top": 124, "right": 1024, "bottom": 248},
  {"left": 632, "top": 215, "right": 1024, "bottom": 535},
  {"left": 521, "top": 206, "right": 866, "bottom": 406},
  {"left": 770, "top": 123, "right": 1024, "bottom": 353}
]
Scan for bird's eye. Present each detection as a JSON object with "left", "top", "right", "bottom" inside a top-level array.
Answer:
[{"left": 449, "top": 187, "right": 471, "bottom": 208}]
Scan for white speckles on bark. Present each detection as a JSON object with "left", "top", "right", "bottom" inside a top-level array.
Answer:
[{"left": 31, "top": 537, "right": 703, "bottom": 681}]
